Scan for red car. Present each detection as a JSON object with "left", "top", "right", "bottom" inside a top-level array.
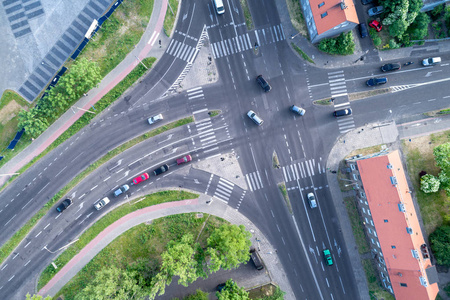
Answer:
[
  {"left": 369, "top": 20, "right": 382, "bottom": 32},
  {"left": 177, "top": 155, "right": 192, "bottom": 165},
  {"left": 132, "top": 172, "right": 149, "bottom": 185}
]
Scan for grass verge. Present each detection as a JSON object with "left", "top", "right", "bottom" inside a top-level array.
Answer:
[
  {"left": 291, "top": 43, "right": 314, "bottom": 64},
  {"left": 343, "top": 196, "right": 369, "bottom": 254},
  {"left": 208, "top": 110, "right": 220, "bottom": 117},
  {"left": 0, "top": 115, "right": 193, "bottom": 267},
  {"left": 1, "top": 57, "right": 156, "bottom": 192},
  {"left": 278, "top": 182, "right": 292, "bottom": 214},
  {"left": 362, "top": 259, "right": 395, "bottom": 300},
  {"left": 272, "top": 151, "right": 279, "bottom": 169},
  {"left": 53, "top": 212, "right": 226, "bottom": 299},
  {"left": 240, "top": 0, "right": 254, "bottom": 30},
  {"left": 248, "top": 283, "right": 284, "bottom": 299},
  {"left": 401, "top": 131, "right": 450, "bottom": 234},
  {"left": 163, "top": 0, "right": 180, "bottom": 36},
  {"left": 313, "top": 99, "right": 333, "bottom": 106},
  {"left": 348, "top": 88, "right": 390, "bottom": 101},
  {"left": 285, "top": 0, "right": 308, "bottom": 38}
]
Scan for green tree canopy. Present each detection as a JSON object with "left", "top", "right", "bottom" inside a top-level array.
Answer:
[
  {"left": 75, "top": 266, "right": 145, "bottom": 300},
  {"left": 318, "top": 32, "right": 354, "bottom": 55},
  {"left": 207, "top": 224, "right": 252, "bottom": 272},
  {"left": 380, "top": 0, "right": 422, "bottom": 36},
  {"left": 216, "top": 279, "right": 249, "bottom": 300},
  {"left": 430, "top": 226, "right": 450, "bottom": 266},
  {"left": 420, "top": 174, "right": 440, "bottom": 193},
  {"left": 434, "top": 142, "right": 450, "bottom": 172},
  {"left": 184, "top": 289, "right": 209, "bottom": 300}
]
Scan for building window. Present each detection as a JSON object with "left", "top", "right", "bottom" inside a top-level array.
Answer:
[
  {"left": 365, "top": 201, "right": 368, "bottom": 205},
  {"left": 376, "top": 241, "right": 380, "bottom": 247},
  {"left": 398, "top": 203, "right": 405, "bottom": 212},
  {"left": 406, "top": 227, "right": 413, "bottom": 234},
  {"left": 318, "top": 2, "right": 325, "bottom": 8},
  {"left": 368, "top": 228, "right": 372, "bottom": 234},
  {"left": 321, "top": 12, "right": 328, "bottom": 18},
  {"left": 390, "top": 176, "right": 398, "bottom": 185},
  {"left": 371, "top": 238, "right": 375, "bottom": 244},
  {"left": 362, "top": 207, "right": 366, "bottom": 214},
  {"left": 391, "top": 245, "right": 396, "bottom": 249},
  {"left": 387, "top": 163, "right": 393, "bottom": 169},
  {"left": 384, "top": 219, "right": 388, "bottom": 223},
  {"left": 373, "top": 230, "right": 377, "bottom": 237},
  {"left": 350, "top": 164, "right": 356, "bottom": 170},
  {"left": 400, "top": 283, "right": 407, "bottom": 287},
  {"left": 370, "top": 220, "right": 374, "bottom": 226},
  {"left": 367, "top": 209, "right": 371, "bottom": 216},
  {"left": 365, "top": 217, "right": 369, "bottom": 224},
  {"left": 360, "top": 199, "right": 363, "bottom": 204}
]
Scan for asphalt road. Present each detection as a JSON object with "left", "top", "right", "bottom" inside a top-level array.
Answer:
[{"left": 1, "top": 0, "right": 450, "bottom": 299}]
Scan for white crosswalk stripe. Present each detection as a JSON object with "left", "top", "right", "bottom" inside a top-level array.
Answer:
[
  {"left": 165, "top": 40, "right": 197, "bottom": 63},
  {"left": 213, "top": 178, "right": 235, "bottom": 202},
  {"left": 245, "top": 171, "right": 264, "bottom": 191},
  {"left": 281, "top": 159, "right": 325, "bottom": 182}
]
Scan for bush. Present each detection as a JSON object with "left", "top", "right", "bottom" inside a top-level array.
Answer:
[
  {"left": 420, "top": 174, "right": 441, "bottom": 193},
  {"left": 318, "top": 32, "right": 355, "bottom": 55},
  {"left": 373, "top": 36, "right": 382, "bottom": 46},
  {"left": 429, "top": 4, "right": 444, "bottom": 21},
  {"left": 430, "top": 226, "right": 450, "bottom": 266}
]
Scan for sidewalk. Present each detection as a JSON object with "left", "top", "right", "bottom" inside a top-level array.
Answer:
[
  {"left": 38, "top": 195, "right": 295, "bottom": 299},
  {"left": 0, "top": 0, "right": 168, "bottom": 188}
]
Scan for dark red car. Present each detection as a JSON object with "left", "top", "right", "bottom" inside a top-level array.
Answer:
[
  {"left": 132, "top": 172, "right": 149, "bottom": 185},
  {"left": 369, "top": 20, "right": 382, "bottom": 32},
  {"left": 177, "top": 155, "right": 192, "bottom": 165}
]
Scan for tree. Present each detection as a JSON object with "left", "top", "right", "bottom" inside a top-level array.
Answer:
[
  {"left": 380, "top": 0, "right": 422, "bottom": 36},
  {"left": 430, "top": 226, "right": 450, "bottom": 266},
  {"left": 216, "top": 279, "right": 249, "bottom": 300},
  {"left": 75, "top": 266, "right": 145, "bottom": 300},
  {"left": 184, "top": 289, "right": 209, "bottom": 300},
  {"left": 318, "top": 32, "right": 355, "bottom": 55},
  {"left": 262, "top": 286, "right": 286, "bottom": 300},
  {"left": 18, "top": 109, "right": 49, "bottom": 138},
  {"left": 159, "top": 234, "right": 198, "bottom": 286},
  {"left": 434, "top": 142, "right": 450, "bottom": 172},
  {"left": 438, "top": 171, "right": 450, "bottom": 196},
  {"left": 420, "top": 174, "right": 440, "bottom": 193},
  {"left": 207, "top": 224, "right": 252, "bottom": 272},
  {"left": 58, "top": 58, "right": 101, "bottom": 100},
  {"left": 25, "top": 294, "right": 52, "bottom": 300}
]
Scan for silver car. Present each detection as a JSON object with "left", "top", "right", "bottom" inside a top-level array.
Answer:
[
  {"left": 307, "top": 193, "right": 317, "bottom": 208},
  {"left": 148, "top": 113, "right": 163, "bottom": 125}
]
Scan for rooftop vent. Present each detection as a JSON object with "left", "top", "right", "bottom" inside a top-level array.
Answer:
[
  {"left": 387, "top": 163, "right": 393, "bottom": 169},
  {"left": 390, "top": 176, "right": 398, "bottom": 185}
]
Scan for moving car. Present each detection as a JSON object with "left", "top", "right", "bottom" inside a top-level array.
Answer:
[
  {"left": 148, "top": 113, "right": 163, "bottom": 125},
  {"left": 256, "top": 75, "right": 271, "bottom": 92},
  {"left": 213, "top": 0, "right": 225, "bottom": 15},
  {"left": 56, "top": 198, "right": 72, "bottom": 213},
  {"left": 247, "top": 110, "right": 264, "bottom": 126},
  {"left": 368, "top": 6, "right": 384, "bottom": 16},
  {"left": 94, "top": 197, "right": 110, "bottom": 210},
  {"left": 113, "top": 184, "right": 129, "bottom": 197},
  {"left": 290, "top": 105, "right": 306, "bottom": 116},
  {"left": 323, "top": 249, "right": 333, "bottom": 266},
  {"left": 368, "top": 20, "right": 382, "bottom": 32},
  {"left": 422, "top": 57, "right": 441, "bottom": 66},
  {"left": 153, "top": 164, "right": 169, "bottom": 176},
  {"left": 177, "top": 155, "right": 192, "bottom": 165},
  {"left": 307, "top": 192, "right": 317, "bottom": 208},
  {"left": 381, "top": 63, "right": 401, "bottom": 72},
  {"left": 333, "top": 108, "right": 352, "bottom": 117},
  {"left": 359, "top": 23, "right": 368, "bottom": 38},
  {"left": 132, "top": 173, "right": 149, "bottom": 185},
  {"left": 366, "top": 77, "right": 387, "bottom": 86}
]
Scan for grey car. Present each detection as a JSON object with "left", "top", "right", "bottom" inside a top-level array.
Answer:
[{"left": 368, "top": 6, "right": 384, "bottom": 16}]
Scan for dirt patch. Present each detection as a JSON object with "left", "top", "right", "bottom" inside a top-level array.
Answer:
[{"left": 0, "top": 100, "right": 25, "bottom": 125}]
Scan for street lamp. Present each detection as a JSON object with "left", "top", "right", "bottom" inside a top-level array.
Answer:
[
  {"left": 0, "top": 173, "right": 19, "bottom": 176},
  {"left": 290, "top": 32, "right": 301, "bottom": 39},
  {"left": 43, "top": 239, "right": 79, "bottom": 254},
  {"left": 71, "top": 106, "right": 95, "bottom": 114}
]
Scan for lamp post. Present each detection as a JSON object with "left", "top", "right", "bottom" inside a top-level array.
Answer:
[
  {"left": 71, "top": 106, "right": 95, "bottom": 114},
  {"left": 0, "top": 173, "right": 19, "bottom": 176},
  {"left": 290, "top": 32, "right": 301, "bottom": 39},
  {"left": 43, "top": 239, "right": 79, "bottom": 254}
]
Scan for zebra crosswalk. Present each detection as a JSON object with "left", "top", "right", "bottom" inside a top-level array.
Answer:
[
  {"left": 245, "top": 171, "right": 264, "bottom": 191},
  {"left": 166, "top": 39, "right": 198, "bottom": 63},
  {"left": 281, "top": 159, "right": 325, "bottom": 183},
  {"left": 328, "top": 70, "right": 348, "bottom": 97},
  {"left": 211, "top": 24, "right": 285, "bottom": 59},
  {"left": 213, "top": 178, "right": 235, "bottom": 202}
]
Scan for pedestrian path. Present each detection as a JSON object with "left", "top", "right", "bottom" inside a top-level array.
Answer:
[
  {"left": 245, "top": 171, "right": 264, "bottom": 191},
  {"left": 210, "top": 24, "right": 285, "bottom": 59},
  {"left": 333, "top": 102, "right": 355, "bottom": 134},
  {"left": 281, "top": 158, "right": 326, "bottom": 183},
  {"left": 327, "top": 70, "right": 348, "bottom": 98}
]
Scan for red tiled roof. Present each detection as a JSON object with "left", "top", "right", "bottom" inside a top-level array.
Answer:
[
  {"left": 310, "top": 0, "right": 359, "bottom": 34},
  {"left": 356, "top": 151, "right": 439, "bottom": 300}
]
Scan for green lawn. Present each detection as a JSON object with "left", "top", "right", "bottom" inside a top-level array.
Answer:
[
  {"left": 163, "top": 0, "right": 179, "bottom": 36},
  {"left": 54, "top": 212, "right": 227, "bottom": 300},
  {"left": 343, "top": 196, "right": 369, "bottom": 254}
]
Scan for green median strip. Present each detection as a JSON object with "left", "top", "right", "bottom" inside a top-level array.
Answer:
[
  {"left": 278, "top": 182, "right": 293, "bottom": 214},
  {"left": 38, "top": 190, "right": 199, "bottom": 290},
  {"left": 1, "top": 57, "right": 156, "bottom": 192},
  {"left": 291, "top": 43, "right": 315, "bottom": 64},
  {"left": 0, "top": 115, "right": 193, "bottom": 266}
]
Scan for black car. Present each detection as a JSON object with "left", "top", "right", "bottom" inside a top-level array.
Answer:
[
  {"left": 366, "top": 77, "right": 388, "bottom": 86},
  {"left": 256, "top": 75, "right": 271, "bottom": 92},
  {"left": 153, "top": 164, "right": 169, "bottom": 176},
  {"left": 333, "top": 108, "right": 352, "bottom": 117},
  {"left": 56, "top": 198, "right": 72, "bottom": 213},
  {"left": 381, "top": 63, "right": 401, "bottom": 72},
  {"left": 359, "top": 23, "right": 368, "bottom": 38}
]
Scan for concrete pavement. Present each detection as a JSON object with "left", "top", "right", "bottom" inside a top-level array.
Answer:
[{"left": 38, "top": 195, "right": 295, "bottom": 299}]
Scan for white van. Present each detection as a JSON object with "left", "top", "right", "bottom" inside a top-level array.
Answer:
[
  {"left": 214, "top": 0, "right": 225, "bottom": 15},
  {"left": 247, "top": 110, "right": 263, "bottom": 126}
]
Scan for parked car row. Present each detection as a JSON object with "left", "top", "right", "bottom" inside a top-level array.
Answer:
[{"left": 56, "top": 155, "right": 192, "bottom": 213}]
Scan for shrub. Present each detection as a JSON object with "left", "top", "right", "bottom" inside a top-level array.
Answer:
[{"left": 430, "top": 226, "right": 450, "bottom": 266}]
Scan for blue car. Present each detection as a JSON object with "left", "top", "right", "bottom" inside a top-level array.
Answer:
[{"left": 114, "top": 184, "right": 129, "bottom": 197}]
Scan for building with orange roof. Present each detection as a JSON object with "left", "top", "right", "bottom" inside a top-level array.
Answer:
[
  {"left": 345, "top": 150, "right": 439, "bottom": 300},
  {"left": 299, "top": 0, "right": 359, "bottom": 43}
]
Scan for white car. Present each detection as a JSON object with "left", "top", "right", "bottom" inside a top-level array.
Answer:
[
  {"left": 148, "top": 113, "right": 163, "bottom": 125},
  {"left": 94, "top": 197, "right": 110, "bottom": 210},
  {"left": 422, "top": 57, "right": 441, "bottom": 66},
  {"left": 307, "top": 193, "right": 317, "bottom": 208}
]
